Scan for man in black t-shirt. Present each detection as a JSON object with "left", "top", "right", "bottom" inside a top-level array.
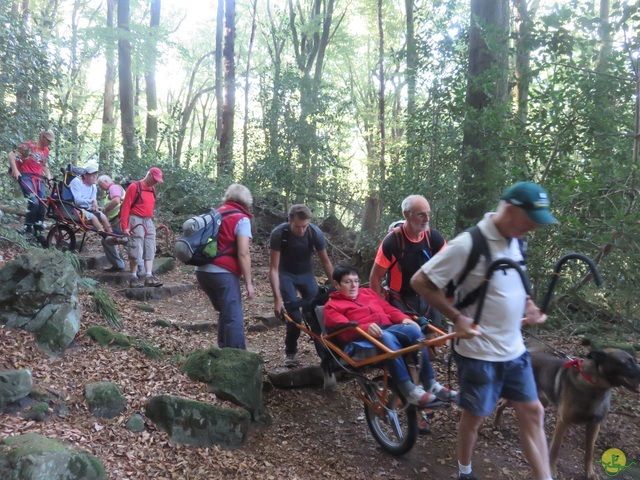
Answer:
[
  {"left": 370, "top": 195, "right": 447, "bottom": 326},
  {"left": 269, "top": 204, "right": 334, "bottom": 367}
]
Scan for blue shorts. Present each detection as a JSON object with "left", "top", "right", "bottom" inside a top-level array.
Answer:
[{"left": 454, "top": 350, "right": 538, "bottom": 417}]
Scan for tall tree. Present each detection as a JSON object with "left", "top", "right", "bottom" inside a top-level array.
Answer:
[
  {"left": 287, "top": 0, "right": 344, "bottom": 204},
  {"left": 215, "top": 0, "right": 224, "bottom": 147},
  {"left": 145, "top": 0, "right": 161, "bottom": 153},
  {"left": 242, "top": 0, "right": 258, "bottom": 180},
  {"left": 217, "top": 0, "right": 236, "bottom": 175},
  {"left": 404, "top": 0, "right": 418, "bottom": 170},
  {"left": 456, "top": 0, "right": 510, "bottom": 230},
  {"left": 117, "top": 0, "right": 137, "bottom": 166},
  {"left": 99, "top": 0, "right": 117, "bottom": 172}
]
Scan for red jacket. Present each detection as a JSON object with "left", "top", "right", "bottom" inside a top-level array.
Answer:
[
  {"left": 211, "top": 202, "right": 253, "bottom": 276},
  {"left": 324, "top": 288, "right": 408, "bottom": 343}
]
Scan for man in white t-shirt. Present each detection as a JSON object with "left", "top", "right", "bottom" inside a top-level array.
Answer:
[
  {"left": 69, "top": 164, "right": 111, "bottom": 234},
  {"left": 410, "top": 182, "right": 557, "bottom": 480}
]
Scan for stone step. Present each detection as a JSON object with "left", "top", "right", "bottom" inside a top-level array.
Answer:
[{"left": 120, "top": 283, "right": 195, "bottom": 301}]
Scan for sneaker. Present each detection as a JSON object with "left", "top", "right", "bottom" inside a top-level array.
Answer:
[
  {"left": 458, "top": 472, "right": 478, "bottom": 480},
  {"left": 323, "top": 369, "right": 337, "bottom": 391},
  {"left": 406, "top": 385, "right": 437, "bottom": 407},
  {"left": 429, "top": 382, "right": 458, "bottom": 402},
  {"left": 144, "top": 275, "right": 163, "bottom": 287},
  {"left": 284, "top": 353, "right": 299, "bottom": 368},
  {"left": 418, "top": 411, "right": 431, "bottom": 434},
  {"left": 104, "top": 266, "right": 125, "bottom": 272},
  {"left": 129, "top": 277, "right": 145, "bottom": 288}
]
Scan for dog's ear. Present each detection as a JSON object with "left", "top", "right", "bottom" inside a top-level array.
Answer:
[{"left": 587, "top": 350, "right": 607, "bottom": 365}]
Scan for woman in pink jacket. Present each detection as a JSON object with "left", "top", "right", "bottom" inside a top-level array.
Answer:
[{"left": 324, "top": 264, "right": 456, "bottom": 408}]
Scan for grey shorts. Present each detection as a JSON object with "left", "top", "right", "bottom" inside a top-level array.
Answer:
[{"left": 127, "top": 215, "right": 156, "bottom": 262}]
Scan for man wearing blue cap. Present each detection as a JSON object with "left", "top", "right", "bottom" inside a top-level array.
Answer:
[{"left": 410, "top": 182, "right": 556, "bottom": 480}]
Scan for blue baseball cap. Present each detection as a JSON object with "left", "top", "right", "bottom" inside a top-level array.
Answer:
[{"left": 501, "top": 182, "right": 557, "bottom": 225}]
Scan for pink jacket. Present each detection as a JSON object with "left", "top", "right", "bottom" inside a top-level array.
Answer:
[{"left": 324, "top": 288, "right": 408, "bottom": 343}]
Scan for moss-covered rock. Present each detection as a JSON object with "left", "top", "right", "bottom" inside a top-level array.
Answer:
[
  {"left": 0, "top": 433, "right": 106, "bottom": 480},
  {"left": 0, "top": 369, "right": 33, "bottom": 411},
  {"left": 181, "top": 348, "right": 270, "bottom": 424},
  {"left": 85, "top": 382, "right": 127, "bottom": 419},
  {"left": 20, "top": 402, "right": 50, "bottom": 421},
  {"left": 145, "top": 394, "right": 250, "bottom": 448},
  {"left": 86, "top": 326, "right": 132, "bottom": 348}
]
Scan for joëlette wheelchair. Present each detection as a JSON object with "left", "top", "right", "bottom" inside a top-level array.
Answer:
[
  {"left": 39, "top": 165, "right": 170, "bottom": 252},
  {"left": 280, "top": 287, "right": 457, "bottom": 456}
]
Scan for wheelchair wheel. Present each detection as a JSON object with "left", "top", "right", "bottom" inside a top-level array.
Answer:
[
  {"left": 46, "top": 225, "right": 76, "bottom": 252},
  {"left": 363, "top": 375, "right": 418, "bottom": 456}
]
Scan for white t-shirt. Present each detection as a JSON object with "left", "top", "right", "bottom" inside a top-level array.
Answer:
[
  {"left": 420, "top": 213, "right": 527, "bottom": 362},
  {"left": 69, "top": 176, "right": 97, "bottom": 209}
]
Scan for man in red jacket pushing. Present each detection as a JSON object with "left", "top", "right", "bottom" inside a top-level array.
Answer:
[{"left": 324, "top": 264, "right": 456, "bottom": 407}]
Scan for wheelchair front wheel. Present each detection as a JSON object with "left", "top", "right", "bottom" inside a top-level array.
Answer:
[
  {"left": 46, "top": 224, "right": 76, "bottom": 252},
  {"left": 363, "top": 375, "right": 418, "bottom": 456}
]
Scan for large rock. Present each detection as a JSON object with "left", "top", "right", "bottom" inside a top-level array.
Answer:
[
  {"left": 0, "top": 433, "right": 106, "bottom": 480},
  {"left": 84, "top": 382, "right": 127, "bottom": 419},
  {"left": 146, "top": 394, "right": 250, "bottom": 448},
  {"left": 0, "top": 370, "right": 33, "bottom": 411},
  {"left": 181, "top": 347, "right": 270, "bottom": 423},
  {"left": 0, "top": 250, "right": 81, "bottom": 357}
]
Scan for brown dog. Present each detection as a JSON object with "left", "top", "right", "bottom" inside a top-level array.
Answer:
[{"left": 494, "top": 348, "right": 640, "bottom": 479}]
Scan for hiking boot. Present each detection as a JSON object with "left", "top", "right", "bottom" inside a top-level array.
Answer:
[
  {"left": 144, "top": 275, "right": 163, "bottom": 287},
  {"left": 418, "top": 410, "right": 431, "bottom": 434},
  {"left": 284, "top": 353, "right": 299, "bottom": 368},
  {"left": 406, "top": 386, "right": 437, "bottom": 407},
  {"left": 429, "top": 382, "right": 458, "bottom": 402},
  {"left": 129, "top": 277, "right": 144, "bottom": 288},
  {"left": 458, "top": 472, "right": 478, "bottom": 480},
  {"left": 104, "top": 265, "right": 125, "bottom": 273}
]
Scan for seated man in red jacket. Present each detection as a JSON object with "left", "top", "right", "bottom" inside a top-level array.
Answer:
[{"left": 324, "top": 264, "right": 456, "bottom": 407}]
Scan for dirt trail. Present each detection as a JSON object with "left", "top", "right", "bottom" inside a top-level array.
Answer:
[{"left": 1, "top": 233, "right": 639, "bottom": 479}]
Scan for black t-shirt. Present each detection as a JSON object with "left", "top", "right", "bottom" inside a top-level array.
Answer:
[
  {"left": 269, "top": 222, "right": 327, "bottom": 275},
  {"left": 380, "top": 227, "right": 446, "bottom": 296}
]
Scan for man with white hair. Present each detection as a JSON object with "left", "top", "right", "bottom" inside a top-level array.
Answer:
[{"left": 97, "top": 175, "right": 126, "bottom": 272}]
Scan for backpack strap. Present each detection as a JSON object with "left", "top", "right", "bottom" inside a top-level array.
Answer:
[
  {"left": 453, "top": 226, "right": 528, "bottom": 310},
  {"left": 130, "top": 181, "right": 156, "bottom": 210},
  {"left": 281, "top": 224, "right": 315, "bottom": 253},
  {"left": 452, "top": 226, "right": 492, "bottom": 309}
]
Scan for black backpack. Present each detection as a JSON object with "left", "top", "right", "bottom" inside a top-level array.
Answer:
[
  {"left": 122, "top": 180, "right": 155, "bottom": 210},
  {"left": 173, "top": 208, "right": 240, "bottom": 266},
  {"left": 445, "top": 225, "right": 527, "bottom": 309}
]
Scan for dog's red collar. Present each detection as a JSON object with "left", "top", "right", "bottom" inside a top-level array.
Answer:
[{"left": 563, "top": 358, "right": 596, "bottom": 384}]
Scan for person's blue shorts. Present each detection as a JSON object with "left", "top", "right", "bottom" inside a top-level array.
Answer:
[{"left": 454, "top": 350, "right": 538, "bottom": 417}]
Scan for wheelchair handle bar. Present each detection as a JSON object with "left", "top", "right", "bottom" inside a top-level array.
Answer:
[{"left": 540, "top": 253, "right": 603, "bottom": 314}]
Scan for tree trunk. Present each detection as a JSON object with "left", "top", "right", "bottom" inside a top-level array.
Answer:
[
  {"left": 215, "top": 0, "right": 224, "bottom": 147},
  {"left": 404, "top": 0, "right": 418, "bottom": 174},
  {"left": 242, "top": 0, "right": 258, "bottom": 181},
  {"left": 145, "top": 0, "right": 161, "bottom": 153},
  {"left": 377, "top": 0, "right": 386, "bottom": 193},
  {"left": 456, "top": 0, "right": 510, "bottom": 231},
  {"left": 216, "top": 0, "right": 236, "bottom": 176},
  {"left": 99, "top": 0, "right": 116, "bottom": 172},
  {"left": 117, "top": 0, "right": 137, "bottom": 167}
]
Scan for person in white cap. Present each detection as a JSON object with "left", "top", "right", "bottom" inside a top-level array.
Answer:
[
  {"left": 69, "top": 164, "right": 112, "bottom": 234},
  {"left": 120, "top": 167, "right": 164, "bottom": 288},
  {"left": 7, "top": 129, "right": 55, "bottom": 238}
]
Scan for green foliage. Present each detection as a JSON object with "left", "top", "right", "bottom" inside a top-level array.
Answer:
[
  {"left": 77, "top": 276, "right": 100, "bottom": 290},
  {"left": 135, "top": 339, "right": 164, "bottom": 360},
  {"left": 91, "top": 288, "right": 123, "bottom": 330},
  {"left": 86, "top": 326, "right": 132, "bottom": 348}
]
